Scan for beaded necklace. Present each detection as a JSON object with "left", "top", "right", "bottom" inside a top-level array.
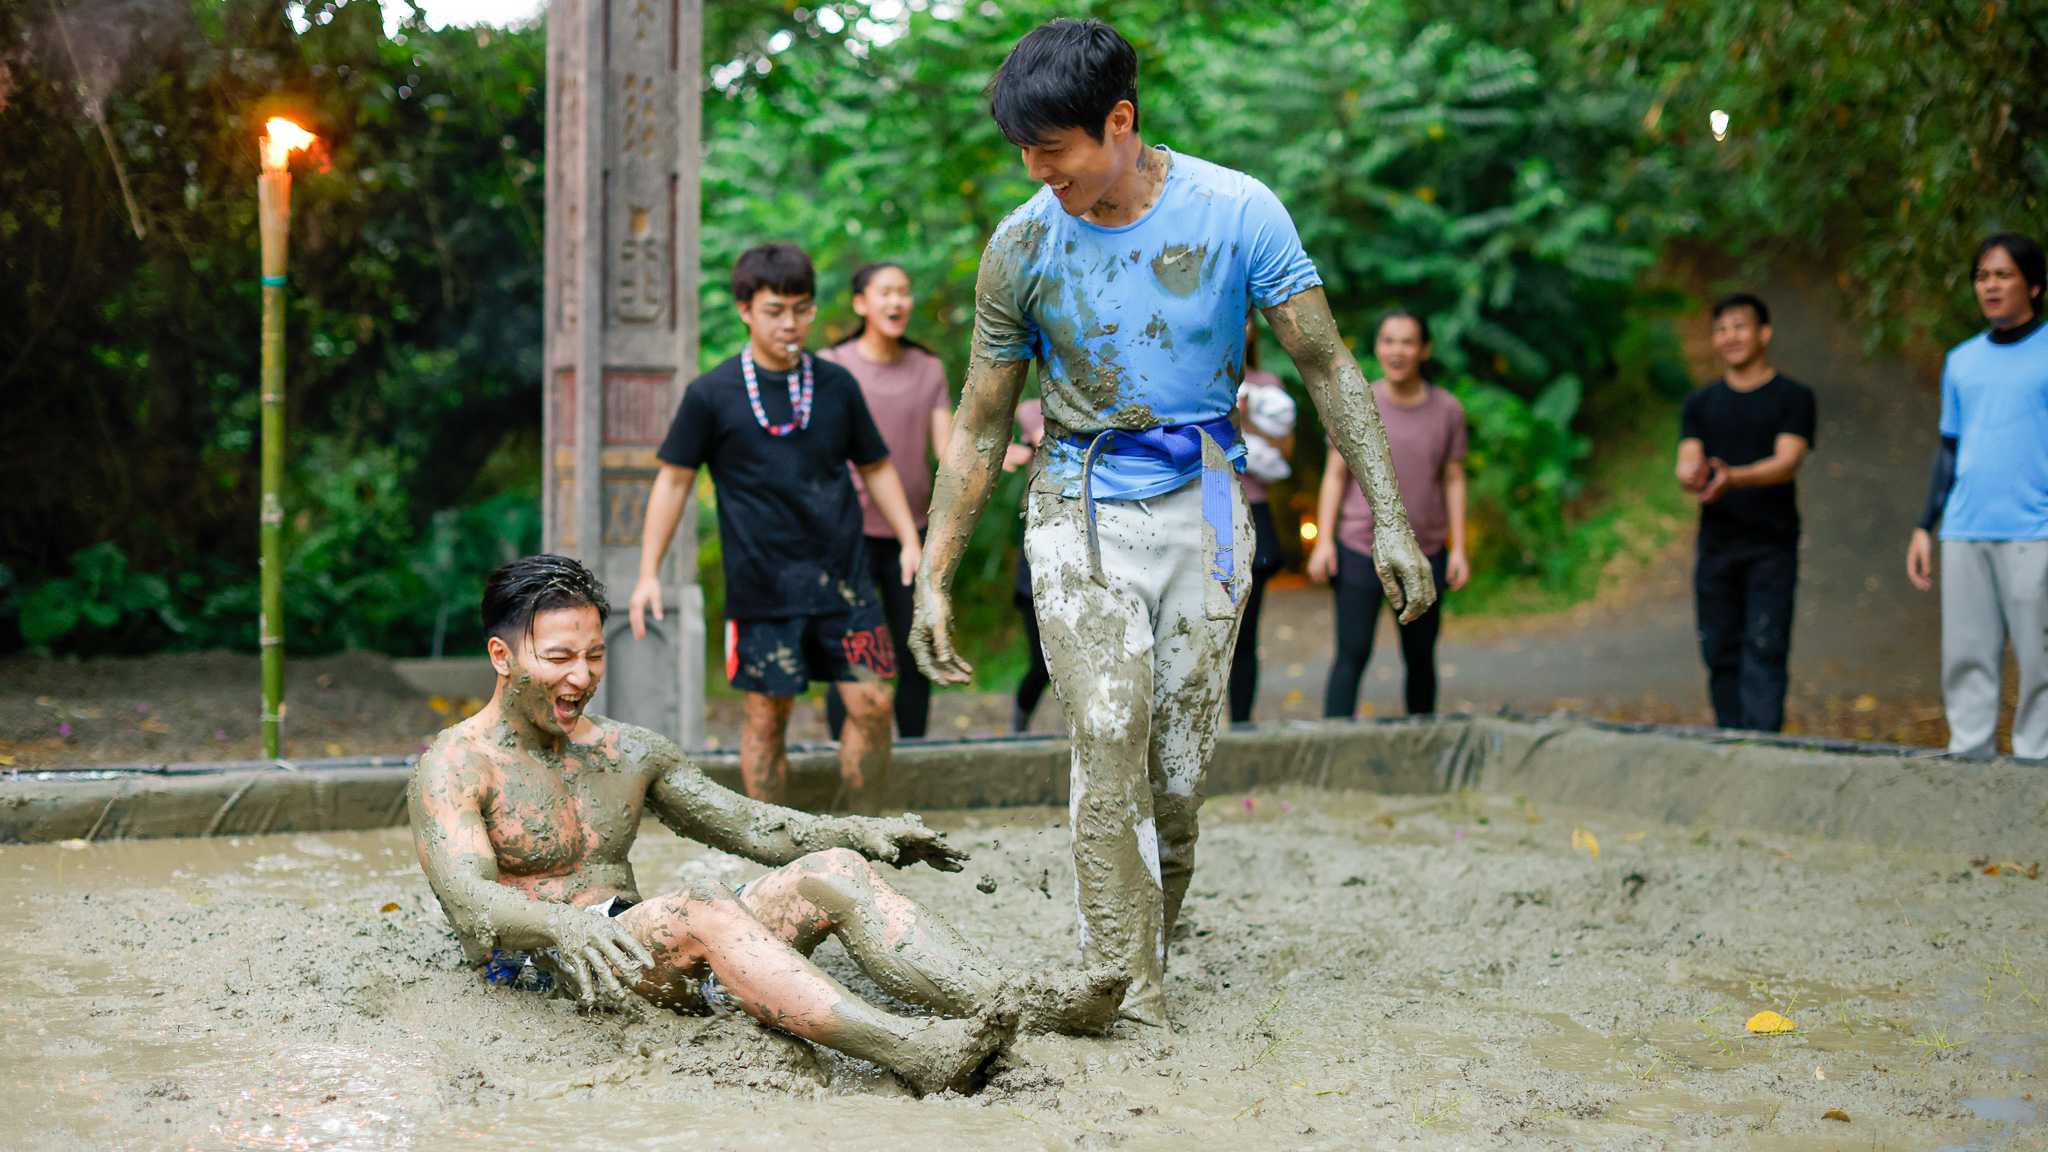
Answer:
[{"left": 741, "top": 345, "right": 813, "bottom": 436}]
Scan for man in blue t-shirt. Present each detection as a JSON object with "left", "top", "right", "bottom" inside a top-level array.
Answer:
[
  {"left": 1907, "top": 233, "right": 2048, "bottom": 760},
  {"left": 909, "top": 19, "right": 1434, "bottom": 1026}
]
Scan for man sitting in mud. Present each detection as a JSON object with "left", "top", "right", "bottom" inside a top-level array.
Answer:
[{"left": 409, "top": 555, "right": 1125, "bottom": 1095}]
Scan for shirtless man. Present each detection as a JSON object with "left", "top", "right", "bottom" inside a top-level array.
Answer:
[
  {"left": 912, "top": 19, "right": 1434, "bottom": 1026},
  {"left": 410, "top": 554, "right": 1124, "bottom": 1095}
]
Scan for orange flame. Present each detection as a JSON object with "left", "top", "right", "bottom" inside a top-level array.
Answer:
[{"left": 261, "top": 117, "right": 316, "bottom": 172}]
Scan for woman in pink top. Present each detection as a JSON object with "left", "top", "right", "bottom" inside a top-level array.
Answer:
[
  {"left": 1308, "top": 310, "right": 1470, "bottom": 717},
  {"left": 821, "top": 262, "right": 953, "bottom": 740}
]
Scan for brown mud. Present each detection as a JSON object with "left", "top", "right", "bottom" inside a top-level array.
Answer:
[{"left": 6, "top": 787, "right": 2042, "bottom": 1149}]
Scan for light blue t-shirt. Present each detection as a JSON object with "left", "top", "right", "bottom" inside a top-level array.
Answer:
[
  {"left": 1939, "top": 324, "right": 2048, "bottom": 540},
  {"left": 975, "top": 147, "right": 1323, "bottom": 500}
]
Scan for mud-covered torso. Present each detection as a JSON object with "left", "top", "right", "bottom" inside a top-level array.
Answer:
[
  {"left": 472, "top": 719, "right": 650, "bottom": 904},
  {"left": 973, "top": 148, "right": 1323, "bottom": 499}
]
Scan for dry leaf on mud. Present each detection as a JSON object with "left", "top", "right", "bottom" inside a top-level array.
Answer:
[
  {"left": 1571, "top": 827, "right": 1600, "bottom": 860},
  {"left": 1980, "top": 860, "right": 2037, "bottom": 878},
  {"left": 1373, "top": 813, "right": 1395, "bottom": 827},
  {"left": 1746, "top": 1010, "right": 1797, "bottom": 1034},
  {"left": 380, "top": 902, "right": 401, "bottom": 913},
  {"left": 1822, "top": 1109, "right": 1851, "bottom": 1122}
]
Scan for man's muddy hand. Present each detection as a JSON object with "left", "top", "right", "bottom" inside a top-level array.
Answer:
[
  {"left": 853, "top": 814, "right": 969, "bottom": 872},
  {"left": 909, "top": 580, "right": 973, "bottom": 685},
  {"left": 545, "top": 906, "right": 655, "bottom": 1006},
  {"left": 1373, "top": 522, "right": 1438, "bottom": 624}
]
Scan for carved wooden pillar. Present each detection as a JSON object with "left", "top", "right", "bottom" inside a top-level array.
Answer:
[{"left": 543, "top": 0, "right": 704, "bottom": 748}]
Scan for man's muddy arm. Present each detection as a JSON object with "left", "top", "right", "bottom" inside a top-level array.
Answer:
[
  {"left": 407, "top": 749, "right": 651, "bottom": 996},
  {"left": 910, "top": 349, "right": 1031, "bottom": 683},
  {"left": 1262, "top": 287, "right": 1437, "bottom": 622},
  {"left": 646, "top": 741, "right": 967, "bottom": 871}
]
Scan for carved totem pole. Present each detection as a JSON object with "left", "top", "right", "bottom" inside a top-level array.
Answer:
[{"left": 543, "top": 0, "right": 704, "bottom": 747}]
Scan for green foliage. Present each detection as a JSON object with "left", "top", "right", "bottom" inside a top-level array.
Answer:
[
  {"left": 0, "top": 0, "right": 546, "bottom": 655},
  {"left": 1579, "top": 0, "right": 2048, "bottom": 348},
  {"left": 2, "top": 543, "right": 180, "bottom": 653},
  {"left": 1451, "top": 375, "right": 1592, "bottom": 586}
]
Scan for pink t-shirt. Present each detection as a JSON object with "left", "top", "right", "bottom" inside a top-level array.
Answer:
[
  {"left": 1336, "top": 382, "right": 1467, "bottom": 556},
  {"left": 820, "top": 343, "right": 951, "bottom": 537}
]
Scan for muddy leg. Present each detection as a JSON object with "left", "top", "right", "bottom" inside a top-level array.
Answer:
[
  {"left": 1149, "top": 480, "right": 1249, "bottom": 947},
  {"left": 740, "top": 693, "right": 794, "bottom": 802},
  {"left": 832, "top": 680, "right": 892, "bottom": 813},
  {"left": 1026, "top": 491, "right": 1172, "bottom": 1024},
  {"left": 621, "top": 880, "right": 1015, "bottom": 1095},
  {"left": 741, "top": 849, "right": 1132, "bottom": 1035}
]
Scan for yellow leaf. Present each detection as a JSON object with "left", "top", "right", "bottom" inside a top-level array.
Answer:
[
  {"left": 1822, "top": 1109, "right": 1850, "bottom": 1122},
  {"left": 1853, "top": 694, "right": 1878, "bottom": 712},
  {"left": 1572, "top": 827, "right": 1601, "bottom": 860},
  {"left": 0, "top": 754, "right": 14, "bottom": 766},
  {"left": 1623, "top": 831, "right": 1646, "bottom": 841},
  {"left": 380, "top": 902, "right": 401, "bottom": 913},
  {"left": 428, "top": 695, "right": 453, "bottom": 715},
  {"left": 1746, "top": 1010, "right": 1796, "bottom": 1034}
]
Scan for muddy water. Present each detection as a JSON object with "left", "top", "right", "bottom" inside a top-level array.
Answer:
[{"left": 4, "top": 789, "right": 2043, "bottom": 1150}]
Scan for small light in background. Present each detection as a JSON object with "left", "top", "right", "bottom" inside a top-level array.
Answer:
[
  {"left": 1300, "top": 521, "right": 1319, "bottom": 542},
  {"left": 1710, "top": 109, "right": 1730, "bottom": 142}
]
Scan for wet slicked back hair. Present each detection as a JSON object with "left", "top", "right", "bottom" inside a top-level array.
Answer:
[
  {"left": 732, "top": 242, "right": 815, "bottom": 306},
  {"left": 988, "top": 18, "right": 1138, "bottom": 147},
  {"left": 481, "top": 555, "right": 609, "bottom": 646}
]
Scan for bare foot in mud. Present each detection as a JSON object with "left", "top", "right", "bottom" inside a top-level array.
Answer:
[
  {"left": 890, "top": 996, "right": 1020, "bottom": 1096},
  {"left": 1015, "top": 963, "right": 1130, "bottom": 1036}
]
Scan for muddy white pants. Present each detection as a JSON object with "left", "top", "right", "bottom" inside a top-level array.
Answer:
[
  {"left": 1024, "top": 477, "right": 1251, "bottom": 1024},
  {"left": 1941, "top": 538, "right": 2048, "bottom": 760}
]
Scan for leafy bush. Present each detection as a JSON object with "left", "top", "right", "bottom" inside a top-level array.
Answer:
[
  {"left": 3, "top": 543, "right": 182, "bottom": 655},
  {"left": 1451, "top": 375, "right": 1593, "bottom": 587}
]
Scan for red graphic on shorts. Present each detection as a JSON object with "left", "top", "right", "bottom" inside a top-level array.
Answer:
[
  {"left": 841, "top": 625, "right": 896, "bottom": 678},
  {"left": 725, "top": 621, "right": 739, "bottom": 682}
]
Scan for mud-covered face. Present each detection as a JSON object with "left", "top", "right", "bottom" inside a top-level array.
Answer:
[
  {"left": 1373, "top": 316, "right": 1430, "bottom": 386},
  {"left": 1710, "top": 306, "right": 1770, "bottom": 371},
  {"left": 738, "top": 288, "right": 816, "bottom": 370},
  {"left": 489, "top": 605, "right": 606, "bottom": 738},
  {"left": 853, "top": 266, "right": 914, "bottom": 341},
  {"left": 1017, "top": 102, "right": 1138, "bottom": 218},
  {"left": 1974, "top": 245, "right": 2039, "bottom": 328}
]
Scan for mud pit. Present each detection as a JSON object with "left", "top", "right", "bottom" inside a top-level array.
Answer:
[{"left": 5, "top": 788, "right": 2043, "bottom": 1150}]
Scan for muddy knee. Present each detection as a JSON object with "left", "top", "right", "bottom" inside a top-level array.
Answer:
[{"left": 1152, "top": 794, "right": 1202, "bottom": 875}]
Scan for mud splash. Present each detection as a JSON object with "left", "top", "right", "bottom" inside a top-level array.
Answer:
[{"left": 8, "top": 790, "right": 2041, "bottom": 1149}]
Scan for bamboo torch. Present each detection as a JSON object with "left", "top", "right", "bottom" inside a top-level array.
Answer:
[{"left": 257, "top": 117, "right": 314, "bottom": 760}]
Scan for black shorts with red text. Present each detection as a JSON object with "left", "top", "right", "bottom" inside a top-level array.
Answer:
[{"left": 724, "top": 603, "right": 896, "bottom": 697}]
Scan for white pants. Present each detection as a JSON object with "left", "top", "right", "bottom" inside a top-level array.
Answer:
[
  {"left": 1941, "top": 538, "right": 2048, "bottom": 760},
  {"left": 1024, "top": 478, "right": 1251, "bottom": 1024}
]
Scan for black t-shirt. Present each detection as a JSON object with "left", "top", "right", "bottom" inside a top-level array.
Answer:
[
  {"left": 1679, "top": 373, "right": 1818, "bottom": 547},
  {"left": 658, "top": 353, "right": 890, "bottom": 620}
]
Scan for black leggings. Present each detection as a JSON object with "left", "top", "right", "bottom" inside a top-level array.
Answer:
[
  {"left": 1323, "top": 543, "right": 1449, "bottom": 718},
  {"left": 1015, "top": 595, "right": 1052, "bottom": 721},
  {"left": 1227, "top": 501, "right": 1285, "bottom": 724},
  {"left": 827, "top": 535, "right": 930, "bottom": 740}
]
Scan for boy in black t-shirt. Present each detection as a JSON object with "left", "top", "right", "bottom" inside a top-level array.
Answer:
[
  {"left": 1675, "top": 292, "right": 1817, "bottom": 732},
  {"left": 630, "top": 244, "right": 923, "bottom": 805}
]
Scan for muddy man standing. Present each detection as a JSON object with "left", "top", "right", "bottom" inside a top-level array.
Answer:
[{"left": 911, "top": 19, "right": 1435, "bottom": 1026}]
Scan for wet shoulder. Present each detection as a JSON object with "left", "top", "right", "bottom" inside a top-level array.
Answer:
[
  {"left": 597, "top": 717, "right": 688, "bottom": 782},
  {"left": 413, "top": 721, "right": 503, "bottom": 805},
  {"left": 984, "top": 193, "right": 1060, "bottom": 266},
  {"left": 1168, "top": 151, "right": 1267, "bottom": 204}
]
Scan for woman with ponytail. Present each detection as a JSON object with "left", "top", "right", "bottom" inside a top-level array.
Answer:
[{"left": 823, "top": 263, "right": 953, "bottom": 740}]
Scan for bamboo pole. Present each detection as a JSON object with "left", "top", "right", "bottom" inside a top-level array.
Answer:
[{"left": 257, "top": 164, "right": 289, "bottom": 759}]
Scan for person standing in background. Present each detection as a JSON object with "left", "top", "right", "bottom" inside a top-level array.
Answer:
[
  {"left": 1230, "top": 317, "right": 1296, "bottom": 725},
  {"left": 823, "top": 263, "right": 953, "bottom": 742},
  {"left": 1907, "top": 234, "right": 2048, "bottom": 760},
  {"left": 1676, "top": 292, "right": 1815, "bottom": 733},
  {"left": 1311, "top": 310, "right": 1469, "bottom": 718}
]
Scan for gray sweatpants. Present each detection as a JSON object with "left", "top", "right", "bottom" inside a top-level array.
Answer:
[
  {"left": 1024, "top": 477, "right": 1251, "bottom": 1025},
  {"left": 1941, "top": 538, "right": 2048, "bottom": 760}
]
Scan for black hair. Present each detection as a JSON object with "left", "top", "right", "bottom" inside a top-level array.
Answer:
[
  {"left": 1374, "top": 308, "right": 1433, "bottom": 346},
  {"left": 988, "top": 18, "right": 1139, "bottom": 147},
  {"left": 834, "top": 261, "right": 931, "bottom": 354},
  {"left": 1974, "top": 232, "right": 2046, "bottom": 306},
  {"left": 481, "top": 554, "right": 609, "bottom": 646},
  {"left": 732, "top": 242, "right": 815, "bottom": 306},
  {"left": 1710, "top": 292, "right": 1771, "bottom": 327}
]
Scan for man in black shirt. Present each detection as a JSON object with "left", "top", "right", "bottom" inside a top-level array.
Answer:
[
  {"left": 630, "top": 244, "right": 924, "bottom": 805},
  {"left": 1676, "top": 292, "right": 1817, "bottom": 732}
]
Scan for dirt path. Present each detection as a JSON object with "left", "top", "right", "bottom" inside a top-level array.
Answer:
[
  {"left": 1245, "top": 275, "right": 1965, "bottom": 747},
  {"left": 5, "top": 789, "right": 2040, "bottom": 1149}
]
